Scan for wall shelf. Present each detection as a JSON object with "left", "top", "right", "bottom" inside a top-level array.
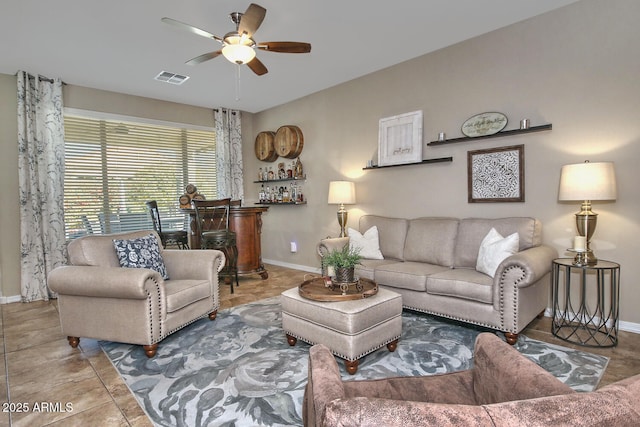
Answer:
[
  {"left": 254, "top": 201, "right": 307, "bottom": 206},
  {"left": 427, "top": 124, "right": 552, "bottom": 146},
  {"left": 363, "top": 156, "right": 453, "bottom": 170},
  {"left": 255, "top": 176, "right": 306, "bottom": 205},
  {"left": 253, "top": 175, "right": 306, "bottom": 184}
]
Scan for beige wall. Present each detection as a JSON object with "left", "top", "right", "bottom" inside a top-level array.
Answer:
[
  {"left": 0, "top": 74, "right": 20, "bottom": 299},
  {"left": 244, "top": 0, "right": 640, "bottom": 326},
  {"left": 63, "top": 85, "right": 217, "bottom": 127}
]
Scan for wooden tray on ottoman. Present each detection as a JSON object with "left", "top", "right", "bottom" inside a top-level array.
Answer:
[{"left": 298, "top": 277, "right": 378, "bottom": 301}]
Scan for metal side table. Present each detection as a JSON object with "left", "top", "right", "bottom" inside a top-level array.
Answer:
[{"left": 551, "top": 258, "right": 620, "bottom": 347}]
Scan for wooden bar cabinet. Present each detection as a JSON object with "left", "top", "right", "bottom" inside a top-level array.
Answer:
[{"left": 185, "top": 206, "right": 269, "bottom": 279}]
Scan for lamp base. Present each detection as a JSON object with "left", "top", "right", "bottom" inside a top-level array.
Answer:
[
  {"left": 585, "top": 250, "right": 597, "bottom": 266},
  {"left": 337, "top": 210, "right": 348, "bottom": 238},
  {"left": 575, "top": 208, "right": 598, "bottom": 266}
]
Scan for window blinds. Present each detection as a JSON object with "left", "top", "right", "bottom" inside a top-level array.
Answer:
[{"left": 63, "top": 114, "right": 216, "bottom": 239}]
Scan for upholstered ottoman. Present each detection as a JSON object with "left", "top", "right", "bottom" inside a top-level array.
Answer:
[{"left": 281, "top": 287, "right": 402, "bottom": 374}]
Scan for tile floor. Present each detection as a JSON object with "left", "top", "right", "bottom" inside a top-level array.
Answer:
[{"left": 1, "top": 263, "right": 639, "bottom": 426}]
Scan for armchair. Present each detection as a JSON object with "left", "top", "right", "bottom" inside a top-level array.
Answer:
[
  {"left": 305, "top": 333, "right": 640, "bottom": 426},
  {"left": 48, "top": 230, "right": 224, "bottom": 357}
]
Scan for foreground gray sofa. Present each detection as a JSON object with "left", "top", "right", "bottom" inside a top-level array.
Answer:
[{"left": 320, "top": 215, "right": 557, "bottom": 344}]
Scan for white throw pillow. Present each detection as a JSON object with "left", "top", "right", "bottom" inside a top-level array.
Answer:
[
  {"left": 476, "top": 228, "right": 519, "bottom": 277},
  {"left": 348, "top": 226, "right": 384, "bottom": 260}
]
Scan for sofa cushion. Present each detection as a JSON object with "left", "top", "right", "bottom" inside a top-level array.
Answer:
[
  {"left": 356, "top": 259, "right": 400, "bottom": 281},
  {"left": 454, "top": 217, "right": 541, "bottom": 268},
  {"left": 403, "top": 218, "right": 458, "bottom": 267},
  {"left": 113, "top": 233, "right": 169, "bottom": 280},
  {"left": 374, "top": 262, "right": 450, "bottom": 292},
  {"left": 476, "top": 228, "right": 519, "bottom": 277},
  {"left": 348, "top": 226, "right": 384, "bottom": 260},
  {"left": 426, "top": 269, "right": 494, "bottom": 304},
  {"left": 359, "top": 215, "right": 408, "bottom": 261}
]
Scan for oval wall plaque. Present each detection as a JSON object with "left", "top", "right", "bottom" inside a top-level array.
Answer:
[{"left": 461, "top": 112, "right": 508, "bottom": 137}]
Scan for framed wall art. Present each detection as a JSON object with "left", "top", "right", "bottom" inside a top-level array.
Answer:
[
  {"left": 467, "top": 144, "right": 524, "bottom": 203},
  {"left": 378, "top": 110, "right": 423, "bottom": 166}
]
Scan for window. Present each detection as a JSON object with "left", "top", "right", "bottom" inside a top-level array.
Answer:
[{"left": 63, "top": 112, "right": 216, "bottom": 239}]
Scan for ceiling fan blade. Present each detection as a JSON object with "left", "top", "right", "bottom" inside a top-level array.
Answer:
[
  {"left": 246, "top": 57, "right": 268, "bottom": 76},
  {"left": 257, "top": 41, "right": 311, "bottom": 53},
  {"left": 161, "top": 17, "right": 222, "bottom": 42},
  {"left": 238, "top": 3, "right": 266, "bottom": 37},
  {"left": 186, "top": 50, "right": 223, "bottom": 65}
]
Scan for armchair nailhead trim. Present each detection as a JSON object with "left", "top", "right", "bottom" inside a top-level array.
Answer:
[
  {"left": 498, "top": 265, "right": 526, "bottom": 333},
  {"left": 164, "top": 312, "right": 212, "bottom": 336},
  {"left": 146, "top": 276, "right": 164, "bottom": 344}
]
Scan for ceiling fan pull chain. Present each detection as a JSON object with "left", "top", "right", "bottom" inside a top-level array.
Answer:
[{"left": 235, "top": 64, "right": 241, "bottom": 101}]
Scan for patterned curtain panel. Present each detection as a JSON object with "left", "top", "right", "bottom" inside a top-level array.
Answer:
[
  {"left": 214, "top": 108, "right": 244, "bottom": 201},
  {"left": 17, "top": 71, "right": 67, "bottom": 302}
]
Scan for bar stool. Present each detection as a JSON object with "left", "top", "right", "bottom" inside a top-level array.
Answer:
[
  {"left": 192, "top": 198, "right": 239, "bottom": 293},
  {"left": 145, "top": 200, "right": 189, "bottom": 249}
]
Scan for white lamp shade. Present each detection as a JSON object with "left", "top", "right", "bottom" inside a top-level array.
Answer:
[
  {"left": 328, "top": 181, "right": 356, "bottom": 204},
  {"left": 558, "top": 161, "right": 617, "bottom": 201}
]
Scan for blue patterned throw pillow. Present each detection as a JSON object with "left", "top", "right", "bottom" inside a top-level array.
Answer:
[{"left": 113, "top": 233, "right": 169, "bottom": 280}]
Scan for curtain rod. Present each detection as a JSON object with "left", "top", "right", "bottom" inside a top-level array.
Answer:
[
  {"left": 213, "top": 108, "right": 237, "bottom": 115},
  {"left": 37, "top": 76, "right": 67, "bottom": 85},
  {"left": 15, "top": 71, "right": 66, "bottom": 85}
]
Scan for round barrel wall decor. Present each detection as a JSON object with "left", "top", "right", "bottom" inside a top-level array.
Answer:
[
  {"left": 274, "top": 125, "right": 304, "bottom": 159},
  {"left": 254, "top": 131, "right": 278, "bottom": 162}
]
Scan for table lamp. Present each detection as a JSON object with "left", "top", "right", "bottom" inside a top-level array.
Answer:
[
  {"left": 558, "top": 160, "right": 617, "bottom": 265},
  {"left": 328, "top": 181, "right": 356, "bottom": 237}
]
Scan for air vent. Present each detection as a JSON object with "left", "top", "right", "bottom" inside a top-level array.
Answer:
[{"left": 154, "top": 71, "right": 189, "bottom": 85}]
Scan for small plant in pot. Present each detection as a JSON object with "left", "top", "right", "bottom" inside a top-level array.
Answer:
[{"left": 324, "top": 244, "right": 362, "bottom": 283}]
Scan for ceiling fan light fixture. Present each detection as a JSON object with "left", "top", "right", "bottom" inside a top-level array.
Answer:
[
  {"left": 222, "top": 44, "right": 256, "bottom": 64},
  {"left": 222, "top": 33, "right": 256, "bottom": 64}
]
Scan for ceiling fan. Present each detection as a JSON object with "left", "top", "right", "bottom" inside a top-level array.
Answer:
[{"left": 162, "top": 3, "right": 311, "bottom": 76}]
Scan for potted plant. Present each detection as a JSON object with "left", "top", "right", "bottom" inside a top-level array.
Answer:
[{"left": 324, "top": 244, "right": 362, "bottom": 283}]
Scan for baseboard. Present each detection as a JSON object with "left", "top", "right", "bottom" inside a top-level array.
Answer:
[
  {"left": 263, "top": 259, "right": 320, "bottom": 275},
  {"left": 619, "top": 320, "right": 640, "bottom": 334},
  {"left": 0, "top": 295, "right": 23, "bottom": 304}
]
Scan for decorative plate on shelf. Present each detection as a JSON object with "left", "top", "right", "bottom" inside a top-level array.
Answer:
[{"left": 461, "top": 112, "right": 508, "bottom": 137}]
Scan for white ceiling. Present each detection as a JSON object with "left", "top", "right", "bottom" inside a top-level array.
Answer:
[{"left": 1, "top": 0, "right": 579, "bottom": 113}]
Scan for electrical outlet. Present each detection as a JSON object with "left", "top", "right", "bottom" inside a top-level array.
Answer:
[{"left": 290, "top": 241, "right": 297, "bottom": 253}]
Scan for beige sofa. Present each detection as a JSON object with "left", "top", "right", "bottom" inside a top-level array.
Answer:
[
  {"left": 321, "top": 215, "right": 557, "bottom": 344},
  {"left": 48, "top": 230, "right": 225, "bottom": 357},
  {"left": 304, "top": 333, "right": 640, "bottom": 427}
]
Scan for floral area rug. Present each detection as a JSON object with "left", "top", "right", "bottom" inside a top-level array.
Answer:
[{"left": 101, "top": 296, "right": 609, "bottom": 427}]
